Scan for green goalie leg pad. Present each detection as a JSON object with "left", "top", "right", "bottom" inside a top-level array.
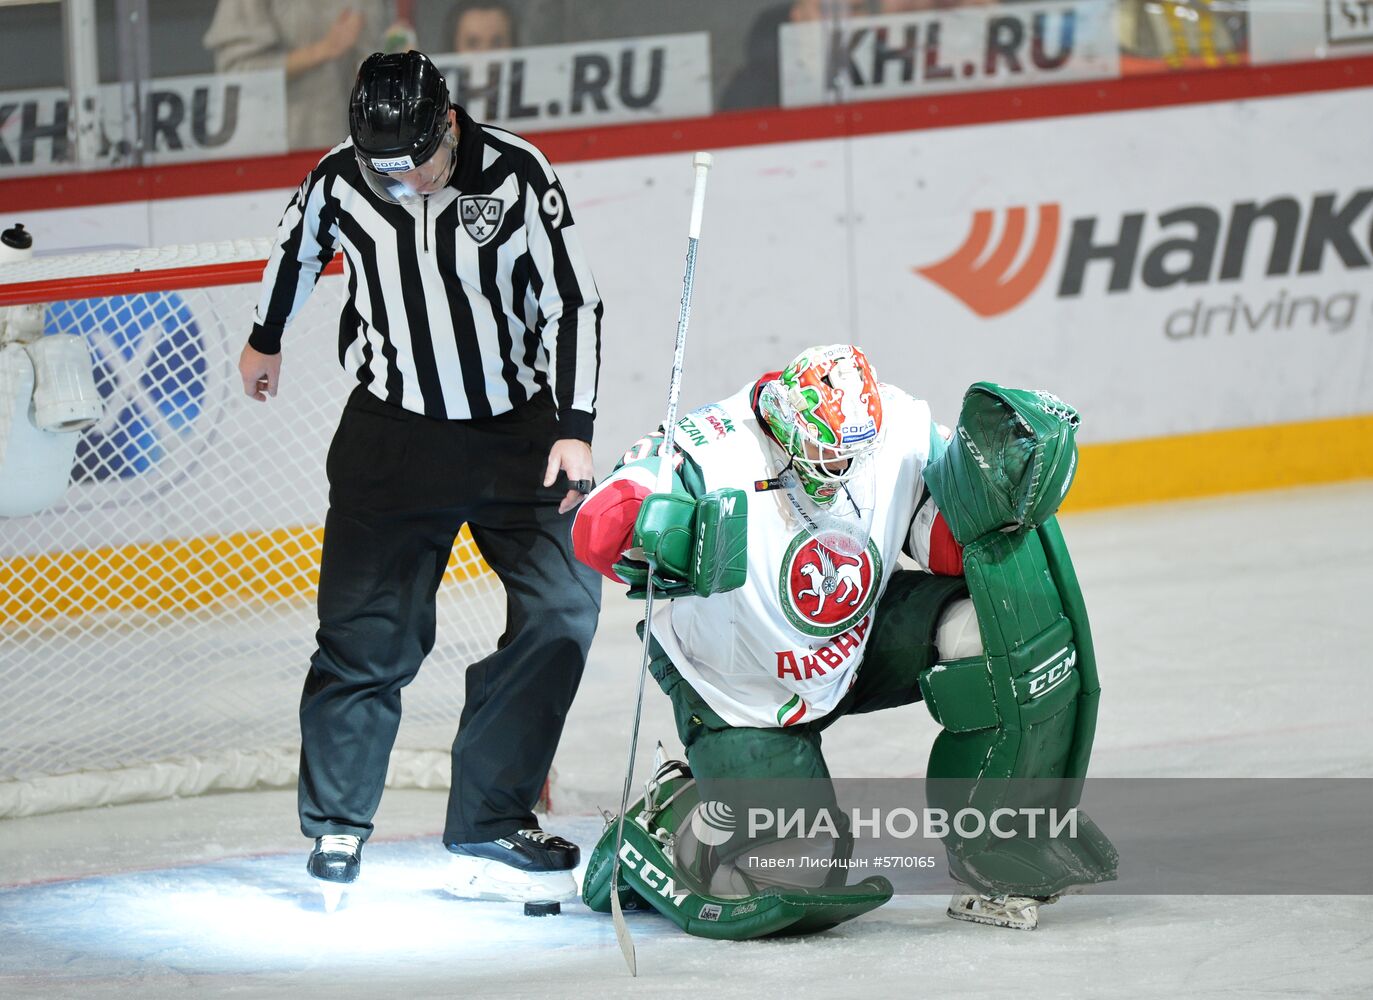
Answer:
[
  {"left": 1041, "top": 516, "right": 1099, "bottom": 802},
  {"left": 919, "top": 518, "right": 1117, "bottom": 898},
  {"left": 582, "top": 765, "right": 893, "bottom": 940}
]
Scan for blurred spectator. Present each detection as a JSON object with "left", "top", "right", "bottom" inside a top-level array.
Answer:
[
  {"left": 1117, "top": 0, "right": 1247, "bottom": 74},
  {"left": 720, "top": 0, "right": 868, "bottom": 111},
  {"left": 204, "top": 1, "right": 402, "bottom": 150},
  {"left": 443, "top": 1, "right": 517, "bottom": 54}
]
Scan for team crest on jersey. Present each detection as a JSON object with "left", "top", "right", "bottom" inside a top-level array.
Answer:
[
  {"left": 778, "top": 532, "right": 882, "bottom": 638},
  {"left": 460, "top": 196, "right": 505, "bottom": 245}
]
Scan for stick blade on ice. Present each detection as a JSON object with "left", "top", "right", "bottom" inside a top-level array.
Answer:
[{"left": 611, "top": 881, "right": 636, "bottom": 976}]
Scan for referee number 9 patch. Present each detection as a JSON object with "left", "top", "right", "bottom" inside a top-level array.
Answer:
[{"left": 541, "top": 184, "right": 568, "bottom": 229}]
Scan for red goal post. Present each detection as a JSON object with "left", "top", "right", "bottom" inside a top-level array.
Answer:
[{"left": 0, "top": 241, "right": 503, "bottom": 818}]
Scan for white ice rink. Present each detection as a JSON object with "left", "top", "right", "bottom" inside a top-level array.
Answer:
[{"left": 3, "top": 482, "right": 1372, "bottom": 999}]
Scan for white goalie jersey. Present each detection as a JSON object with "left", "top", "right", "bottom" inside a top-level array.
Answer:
[{"left": 575, "top": 378, "right": 961, "bottom": 730}]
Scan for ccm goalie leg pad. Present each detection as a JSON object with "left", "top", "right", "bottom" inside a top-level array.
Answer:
[
  {"left": 582, "top": 756, "right": 892, "bottom": 940},
  {"left": 920, "top": 383, "right": 1117, "bottom": 902}
]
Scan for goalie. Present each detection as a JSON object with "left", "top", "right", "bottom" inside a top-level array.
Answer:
[{"left": 571, "top": 344, "right": 1116, "bottom": 939}]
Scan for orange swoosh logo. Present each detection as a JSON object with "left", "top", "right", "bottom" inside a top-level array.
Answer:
[{"left": 916, "top": 204, "right": 1060, "bottom": 318}]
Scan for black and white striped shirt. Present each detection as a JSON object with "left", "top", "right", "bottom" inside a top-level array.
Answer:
[{"left": 249, "top": 105, "right": 602, "bottom": 442}]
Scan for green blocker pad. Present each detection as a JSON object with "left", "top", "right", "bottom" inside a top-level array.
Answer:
[
  {"left": 692, "top": 488, "right": 748, "bottom": 596},
  {"left": 582, "top": 767, "right": 892, "bottom": 940},
  {"left": 618, "top": 488, "right": 748, "bottom": 599}
]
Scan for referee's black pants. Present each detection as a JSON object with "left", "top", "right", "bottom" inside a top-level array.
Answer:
[{"left": 298, "top": 385, "right": 602, "bottom": 846}]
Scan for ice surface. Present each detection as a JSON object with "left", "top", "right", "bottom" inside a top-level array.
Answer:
[
  {"left": 4, "top": 821, "right": 1369, "bottom": 999},
  {"left": 3, "top": 483, "right": 1371, "bottom": 998}
]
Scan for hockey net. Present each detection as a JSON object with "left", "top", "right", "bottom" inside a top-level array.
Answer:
[{"left": 0, "top": 240, "right": 505, "bottom": 818}]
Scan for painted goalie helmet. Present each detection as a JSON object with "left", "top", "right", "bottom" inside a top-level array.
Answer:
[{"left": 758, "top": 344, "right": 884, "bottom": 505}]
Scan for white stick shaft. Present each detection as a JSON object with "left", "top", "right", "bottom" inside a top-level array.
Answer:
[
  {"left": 654, "top": 154, "right": 712, "bottom": 493},
  {"left": 687, "top": 153, "right": 713, "bottom": 239}
]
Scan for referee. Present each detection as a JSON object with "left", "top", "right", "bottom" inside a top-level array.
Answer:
[{"left": 238, "top": 51, "right": 602, "bottom": 898}]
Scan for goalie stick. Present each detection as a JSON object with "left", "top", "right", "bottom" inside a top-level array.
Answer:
[{"left": 609, "top": 150, "right": 713, "bottom": 977}]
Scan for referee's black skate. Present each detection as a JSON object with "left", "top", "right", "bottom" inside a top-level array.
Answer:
[
  {"left": 307, "top": 834, "right": 361, "bottom": 912},
  {"left": 444, "top": 828, "right": 580, "bottom": 902}
]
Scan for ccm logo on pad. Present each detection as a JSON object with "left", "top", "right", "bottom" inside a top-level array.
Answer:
[{"left": 1028, "top": 649, "right": 1077, "bottom": 698}]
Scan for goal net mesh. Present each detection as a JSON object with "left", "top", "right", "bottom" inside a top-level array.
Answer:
[{"left": 0, "top": 240, "right": 505, "bottom": 817}]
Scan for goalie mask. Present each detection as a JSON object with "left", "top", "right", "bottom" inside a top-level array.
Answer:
[
  {"left": 349, "top": 51, "right": 457, "bottom": 204},
  {"left": 758, "top": 344, "right": 884, "bottom": 557}
]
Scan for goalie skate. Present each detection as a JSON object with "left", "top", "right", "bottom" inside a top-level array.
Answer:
[
  {"left": 946, "top": 892, "right": 1055, "bottom": 931},
  {"left": 444, "top": 856, "right": 578, "bottom": 903}
]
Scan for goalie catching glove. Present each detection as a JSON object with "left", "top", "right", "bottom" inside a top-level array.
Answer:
[
  {"left": 923, "top": 382, "right": 1080, "bottom": 543},
  {"left": 613, "top": 487, "right": 749, "bottom": 599}
]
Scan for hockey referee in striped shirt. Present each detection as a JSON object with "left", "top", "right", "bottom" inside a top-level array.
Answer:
[{"left": 238, "top": 50, "right": 601, "bottom": 901}]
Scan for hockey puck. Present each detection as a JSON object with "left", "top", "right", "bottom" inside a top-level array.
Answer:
[{"left": 524, "top": 900, "right": 561, "bottom": 917}]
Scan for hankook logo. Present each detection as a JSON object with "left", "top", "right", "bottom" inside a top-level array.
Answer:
[
  {"left": 916, "top": 203, "right": 1060, "bottom": 317},
  {"left": 916, "top": 190, "right": 1373, "bottom": 320}
]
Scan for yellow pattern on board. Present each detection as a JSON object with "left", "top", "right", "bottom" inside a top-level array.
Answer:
[
  {"left": 2, "top": 524, "right": 490, "bottom": 625},
  {"left": 1064, "top": 413, "right": 1373, "bottom": 511},
  {"left": 5, "top": 413, "right": 1371, "bottom": 623}
]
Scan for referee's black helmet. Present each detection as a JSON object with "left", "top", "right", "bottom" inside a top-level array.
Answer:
[{"left": 349, "top": 51, "right": 453, "bottom": 202}]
